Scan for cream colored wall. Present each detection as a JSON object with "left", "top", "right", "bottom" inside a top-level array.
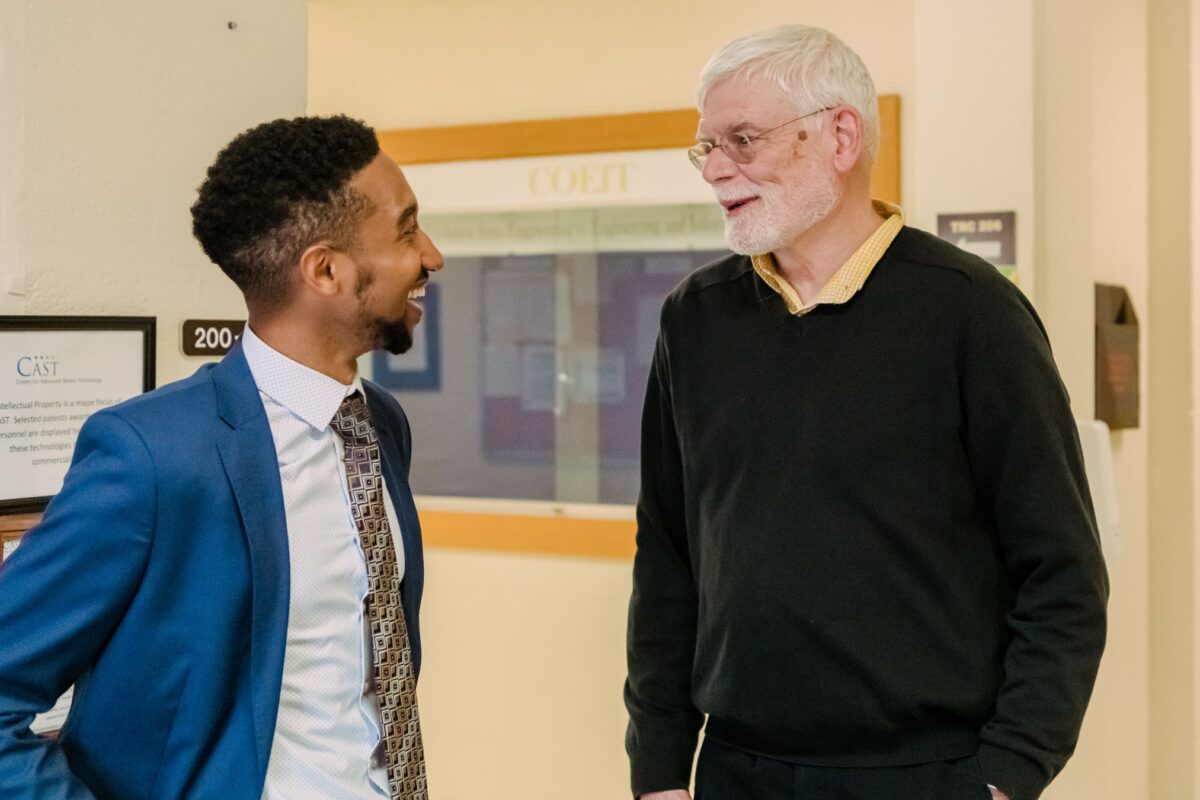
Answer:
[
  {"left": 419, "top": 549, "right": 632, "bottom": 797},
  {"left": 308, "top": 0, "right": 918, "bottom": 211},
  {"left": 1035, "top": 2, "right": 1153, "bottom": 798},
  {"left": 0, "top": 0, "right": 307, "bottom": 385},
  {"left": 1193, "top": 2, "right": 1200, "bottom": 794},
  {"left": 907, "top": 10, "right": 1157, "bottom": 796},
  {"left": 310, "top": 2, "right": 1177, "bottom": 799},
  {"left": 1147, "top": 0, "right": 1199, "bottom": 796},
  {"left": 911, "top": 10, "right": 1157, "bottom": 795},
  {"left": 911, "top": 0, "right": 1035, "bottom": 288}
]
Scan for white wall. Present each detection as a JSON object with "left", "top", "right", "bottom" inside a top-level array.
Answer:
[{"left": 0, "top": 0, "right": 308, "bottom": 385}]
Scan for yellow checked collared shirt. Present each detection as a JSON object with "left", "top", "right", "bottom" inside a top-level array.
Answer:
[{"left": 751, "top": 199, "right": 904, "bottom": 315}]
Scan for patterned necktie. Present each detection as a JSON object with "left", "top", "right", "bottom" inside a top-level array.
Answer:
[{"left": 330, "top": 391, "right": 427, "bottom": 800}]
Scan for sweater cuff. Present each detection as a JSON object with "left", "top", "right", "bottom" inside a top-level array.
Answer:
[
  {"left": 978, "top": 744, "right": 1050, "bottom": 800},
  {"left": 628, "top": 721, "right": 699, "bottom": 797}
]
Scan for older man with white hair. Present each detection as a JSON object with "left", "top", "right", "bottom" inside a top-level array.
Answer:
[{"left": 624, "top": 25, "right": 1107, "bottom": 800}]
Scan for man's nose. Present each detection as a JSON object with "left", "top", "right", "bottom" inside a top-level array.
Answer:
[
  {"left": 701, "top": 146, "right": 738, "bottom": 184},
  {"left": 420, "top": 229, "right": 444, "bottom": 272}
]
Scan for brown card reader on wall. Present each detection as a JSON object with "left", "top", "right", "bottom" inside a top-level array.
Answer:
[{"left": 1094, "top": 284, "right": 1139, "bottom": 430}]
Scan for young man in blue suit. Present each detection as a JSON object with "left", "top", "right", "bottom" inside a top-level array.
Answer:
[{"left": 0, "top": 115, "right": 443, "bottom": 799}]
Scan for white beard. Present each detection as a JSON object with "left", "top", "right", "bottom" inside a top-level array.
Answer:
[{"left": 720, "top": 167, "right": 843, "bottom": 255}]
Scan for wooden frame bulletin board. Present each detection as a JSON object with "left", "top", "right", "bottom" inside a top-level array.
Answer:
[
  {"left": 383, "top": 101, "right": 901, "bottom": 560},
  {"left": 377, "top": 98, "right": 901, "bottom": 204}
]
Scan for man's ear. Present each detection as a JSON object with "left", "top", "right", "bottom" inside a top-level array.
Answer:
[
  {"left": 297, "top": 243, "right": 343, "bottom": 297},
  {"left": 828, "top": 105, "right": 867, "bottom": 174}
]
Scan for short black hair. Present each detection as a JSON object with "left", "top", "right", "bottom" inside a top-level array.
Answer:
[{"left": 191, "top": 115, "right": 380, "bottom": 307}]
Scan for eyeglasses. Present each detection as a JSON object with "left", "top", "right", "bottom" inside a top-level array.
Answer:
[{"left": 687, "top": 107, "right": 834, "bottom": 170}]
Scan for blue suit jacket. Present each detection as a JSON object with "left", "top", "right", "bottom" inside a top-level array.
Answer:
[{"left": 0, "top": 344, "right": 424, "bottom": 799}]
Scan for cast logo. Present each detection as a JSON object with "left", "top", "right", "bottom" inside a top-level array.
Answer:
[{"left": 16, "top": 355, "right": 60, "bottom": 377}]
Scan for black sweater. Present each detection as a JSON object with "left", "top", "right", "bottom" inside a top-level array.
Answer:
[{"left": 624, "top": 227, "right": 1108, "bottom": 800}]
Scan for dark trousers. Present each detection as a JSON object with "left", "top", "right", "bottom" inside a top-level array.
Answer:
[{"left": 694, "top": 738, "right": 993, "bottom": 800}]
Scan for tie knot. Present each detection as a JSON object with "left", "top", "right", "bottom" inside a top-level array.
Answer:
[{"left": 331, "top": 391, "right": 376, "bottom": 445}]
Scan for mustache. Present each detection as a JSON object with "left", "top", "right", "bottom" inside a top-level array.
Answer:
[{"left": 713, "top": 185, "right": 761, "bottom": 202}]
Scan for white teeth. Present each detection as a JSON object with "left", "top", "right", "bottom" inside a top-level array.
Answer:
[{"left": 408, "top": 285, "right": 426, "bottom": 300}]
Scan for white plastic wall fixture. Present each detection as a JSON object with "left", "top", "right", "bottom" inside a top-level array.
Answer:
[{"left": 1076, "top": 418, "right": 1121, "bottom": 562}]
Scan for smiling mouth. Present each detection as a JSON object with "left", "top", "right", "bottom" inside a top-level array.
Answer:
[
  {"left": 407, "top": 284, "right": 426, "bottom": 301},
  {"left": 721, "top": 196, "right": 758, "bottom": 215}
]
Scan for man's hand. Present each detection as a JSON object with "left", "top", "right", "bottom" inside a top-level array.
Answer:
[
  {"left": 988, "top": 787, "right": 1011, "bottom": 800},
  {"left": 640, "top": 792, "right": 691, "bottom": 800}
]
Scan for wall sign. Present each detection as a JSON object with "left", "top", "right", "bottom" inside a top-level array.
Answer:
[
  {"left": 936, "top": 211, "right": 1016, "bottom": 280},
  {"left": 182, "top": 319, "right": 245, "bottom": 357}
]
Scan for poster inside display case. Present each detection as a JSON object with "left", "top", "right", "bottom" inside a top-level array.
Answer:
[{"left": 369, "top": 156, "right": 741, "bottom": 501}]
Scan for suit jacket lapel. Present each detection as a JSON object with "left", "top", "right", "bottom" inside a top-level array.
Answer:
[{"left": 211, "top": 343, "right": 290, "bottom": 785}]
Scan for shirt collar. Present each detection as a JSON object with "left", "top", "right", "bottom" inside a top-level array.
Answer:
[
  {"left": 241, "top": 324, "right": 362, "bottom": 431},
  {"left": 752, "top": 199, "right": 905, "bottom": 315}
]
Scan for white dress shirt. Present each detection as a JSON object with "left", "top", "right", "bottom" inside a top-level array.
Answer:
[{"left": 242, "top": 327, "right": 404, "bottom": 800}]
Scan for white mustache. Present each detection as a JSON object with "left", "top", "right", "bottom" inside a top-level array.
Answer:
[{"left": 713, "top": 185, "right": 761, "bottom": 203}]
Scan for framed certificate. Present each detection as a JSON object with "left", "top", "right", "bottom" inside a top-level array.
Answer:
[
  {"left": 1, "top": 528, "right": 23, "bottom": 563},
  {"left": 0, "top": 316, "right": 155, "bottom": 514}
]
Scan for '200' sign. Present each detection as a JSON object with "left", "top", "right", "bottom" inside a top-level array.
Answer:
[{"left": 181, "top": 320, "right": 245, "bottom": 357}]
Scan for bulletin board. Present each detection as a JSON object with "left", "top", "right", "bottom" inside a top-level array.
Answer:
[{"left": 375, "top": 101, "right": 901, "bottom": 558}]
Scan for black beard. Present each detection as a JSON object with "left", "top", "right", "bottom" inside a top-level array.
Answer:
[
  {"left": 375, "top": 317, "right": 413, "bottom": 355},
  {"left": 354, "top": 270, "right": 413, "bottom": 355}
]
